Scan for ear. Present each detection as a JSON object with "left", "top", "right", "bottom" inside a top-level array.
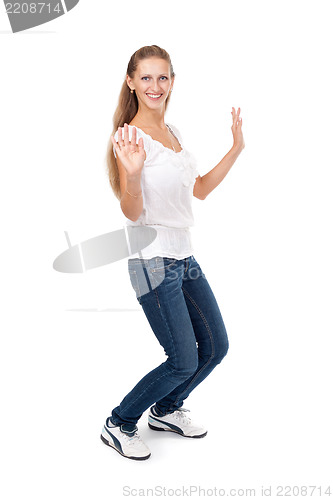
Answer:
[
  {"left": 126, "top": 74, "right": 134, "bottom": 92},
  {"left": 170, "top": 74, "right": 175, "bottom": 91}
]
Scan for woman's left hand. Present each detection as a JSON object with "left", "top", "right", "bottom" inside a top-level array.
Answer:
[{"left": 231, "top": 107, "right": 245, "bottom": 152}]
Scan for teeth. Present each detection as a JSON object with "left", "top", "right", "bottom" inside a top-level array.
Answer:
[{"left": 147, "top": 94, "right": 162, "bottom": 99}]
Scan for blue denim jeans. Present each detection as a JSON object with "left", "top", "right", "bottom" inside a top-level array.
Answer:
[{"left": 110, "top": 255, "right": 229, "bottom": 432}]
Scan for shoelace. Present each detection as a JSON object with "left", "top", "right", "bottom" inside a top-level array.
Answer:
[
  {"left": 173, "top": 408, "right": 192, "bottom": 424},
  {"left": 122, "top": 431, "right": 145, "bottom": 446},
  {"left": 106, "top": 418, "right": 145, "bottom": 447}
]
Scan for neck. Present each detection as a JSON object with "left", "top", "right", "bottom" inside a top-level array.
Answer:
[{"left": 133, "top": 106, "right": 167, "bottom": 130}]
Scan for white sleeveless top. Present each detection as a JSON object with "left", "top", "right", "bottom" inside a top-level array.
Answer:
[{"left": 113, "top": 123, "right": 200, "bottom": 259}]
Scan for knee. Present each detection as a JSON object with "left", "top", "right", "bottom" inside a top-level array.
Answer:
[
  {"left": 203, "top": 336, "right": 229, "bottom": 367},
  {"left": 214, "top": 336, "right": 229, "bottom": 364},
  {"left": 168, "top": 353, "right": 198, "bottom": 380},
  {"left": 181, "top": 359, "right": 199, "bottom": 378}
]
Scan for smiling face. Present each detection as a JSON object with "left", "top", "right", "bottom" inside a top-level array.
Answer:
[{"left": 127, "top": 57, "right": 174, "bottom": 112}]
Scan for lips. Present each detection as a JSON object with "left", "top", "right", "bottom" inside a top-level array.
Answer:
[{"left": 146, "top": 93, "right": 163, "bottom": 100}]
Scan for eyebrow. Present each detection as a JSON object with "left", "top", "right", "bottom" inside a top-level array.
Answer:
[{"left": 140, "top": 73, "right": 168, "bottom": 77}]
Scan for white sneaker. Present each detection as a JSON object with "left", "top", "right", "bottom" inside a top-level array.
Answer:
[
  {"left": 100, "top": 417, "right": 151, "bottom": 460},
  {"left": 148, "top": 407, "right": 207, "bottom": 438}
]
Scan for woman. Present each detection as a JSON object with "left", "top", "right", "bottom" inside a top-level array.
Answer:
[{"left": 101, "top": 45, "right": 245, "bottom": 460}]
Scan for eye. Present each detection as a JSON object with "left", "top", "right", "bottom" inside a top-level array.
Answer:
[
  {"left": 160, "top": 76, "right": 168, "bottom": 81},
  {"left": 142, "top": 77, "right": 150, "bottom": 81}
]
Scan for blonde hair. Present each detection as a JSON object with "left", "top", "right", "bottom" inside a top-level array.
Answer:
[{"left": 105, "top": 45, "right": 175, "bottom": 200}]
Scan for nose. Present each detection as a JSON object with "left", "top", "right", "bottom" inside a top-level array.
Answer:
[{"left": 150, "top": 79, "right": 162, "bottom": 93}]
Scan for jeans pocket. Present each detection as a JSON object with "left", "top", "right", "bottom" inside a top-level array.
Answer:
[
  {"left": 149, "top": 256, "right": 178, "bottom": 272},
  {"left": 128, "top": 269, "right": 142, "bottom": 303}
]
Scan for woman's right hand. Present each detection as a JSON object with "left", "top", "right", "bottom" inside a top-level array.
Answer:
[{"left": 111, "top": 123, "right": 145, "bottom": 178}]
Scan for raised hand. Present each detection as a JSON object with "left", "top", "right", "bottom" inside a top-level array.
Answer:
[
  {"left": 231, "top": 107, "right": 245, "bottom": 152},
  {"left": 111, "top": 123, "right": 146, "bottom": 178}
]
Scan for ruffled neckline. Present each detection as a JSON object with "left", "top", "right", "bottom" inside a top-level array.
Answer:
[
  {"left": 128, "top": 124, "right": 185, "bottom": 155},
  {"left": 127, "top": 124, "right": 199, "bottom": 187}
]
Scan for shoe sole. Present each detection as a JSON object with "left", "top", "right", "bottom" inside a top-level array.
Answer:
[
  {"left": 148, "top": 422, "right": 207, "bottom": 439},
  {"left": 100, "top": 434, "right": 151, "bottom": 460}
]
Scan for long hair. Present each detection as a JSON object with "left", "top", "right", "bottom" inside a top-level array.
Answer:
[{"left": 105, "top": 45, "right": 175, "bottom": 200}]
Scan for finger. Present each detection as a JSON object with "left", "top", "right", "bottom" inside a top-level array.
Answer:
[
  {"left": 232, "top": 107, "right": 238, "bottom": 125},
  {"left": 234, "top": 108, "right": 240, "bottom": 127},
  {"left": 123, "top": 123, "right": 130, "bottom": 146},
  {"left": 130, "top": 126, "right": 137, "bottom": 150},
  {"left": 118, "top": 126, "right": 124, "bottom": 146},
  {"left": 138, "top": 136, "right": 144, "bottom": 153},
  {"left": 232, "top": 108, "right": 237, "bottom": 127},
  {"left": 110, "top": 135, "right": 120, "bottom": 154},
  {"left": 110, "top": 135, "right": 119, "bottom": 149}
]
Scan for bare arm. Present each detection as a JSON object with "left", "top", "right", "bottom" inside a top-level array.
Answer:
[
  {"left": 119, "top": 168, "right": 143, "bottom": 222},
  {"left": 111, "top": 124, "right": 146, "bottom": 221},
  {"left": 193, "top": 146, "right": 243, "bottom": 200},
  {"left": 193, "top": 107, "right": 245, "bottom": 200}
]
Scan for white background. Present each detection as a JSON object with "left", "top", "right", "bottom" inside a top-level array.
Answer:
[{"left": 1, "top": 0, "right": 332, "bottom": 498}]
